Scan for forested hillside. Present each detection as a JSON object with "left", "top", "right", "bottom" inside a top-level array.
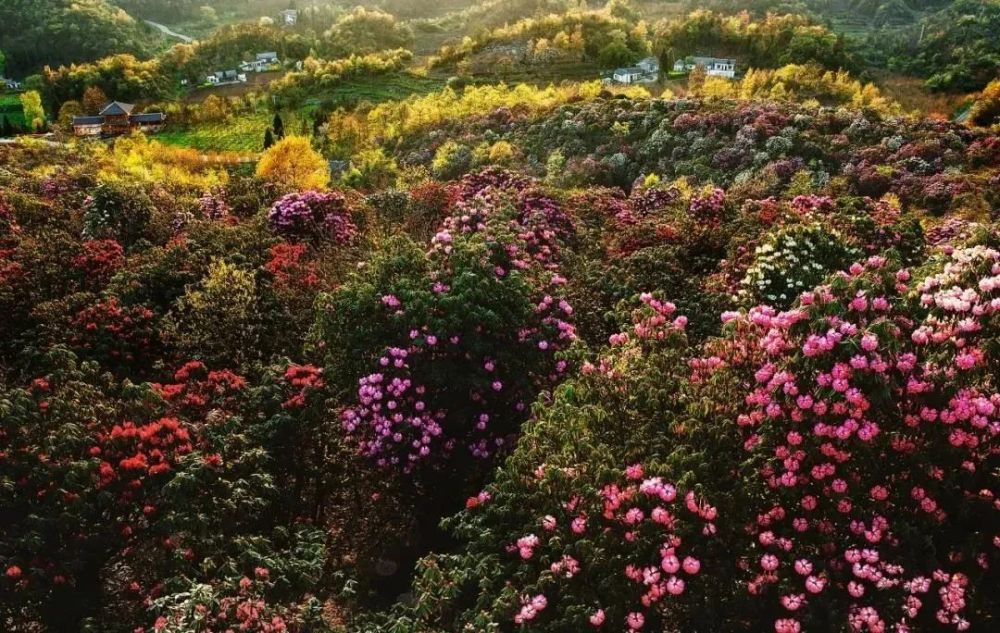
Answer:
[{"left": 0, "top": 0, "right": 156, "bottom": 76}]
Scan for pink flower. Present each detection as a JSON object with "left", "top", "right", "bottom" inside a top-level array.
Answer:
[
  {"left": 626, "top": 612, "right": 645, "bottom": 630},
  {"left": 805, "top": 575, "right": 826, "bottom": 594},
  {"left": 775, "top": 618, "right": 801, "bottom": 633},
  {"left": 661, "top": 554, "right": 680, "bottom": 574},
  {"left": 589, "top": 609, "right": 606, "bottom": 626},
  {"left": 682, "top": 556, "right": 701, "bottom": 575},
  {"left": 666, "top": 576, "right": 685, "bottom": 595}
]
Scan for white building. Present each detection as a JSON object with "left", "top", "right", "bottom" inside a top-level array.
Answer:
[
  {"left": 612, "top": 66, "right": 644, "bottom": 84},
  {"left": 207, "top": 70, "right": 247, "bottom": 85},
  {"left": 637, "top": 56, "right": 660, "bottom": 75},
  {"left": 610, "top": 57, "right": 660, "bottom": 85},
  {"left": 673, "top": 56, "right": 737, "bottom": 79}
]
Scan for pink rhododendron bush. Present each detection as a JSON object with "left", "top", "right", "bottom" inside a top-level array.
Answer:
[
  {"left": 317, "top": 169, "right": 576, "bottom": 477},
  {"left": 370, "top": 245, "right": 999, "bottom": 632}
]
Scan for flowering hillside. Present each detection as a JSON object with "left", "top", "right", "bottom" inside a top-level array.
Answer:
[{"left": 0, "top": 94, "right": 997, "bottom": 633}]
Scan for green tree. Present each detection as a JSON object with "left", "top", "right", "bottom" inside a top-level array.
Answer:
[
  {"left": 263, "top": 126, "right": 275, "bottom": 149},
  {"left": 272, "top": 112, "right": 285, "bottom": 139},
  {"left": 57, "top": 100, "right": 83, "bottom": 132},
  {"left": 430, "top": 140, "right": 471, "bottom": 180},
  {"left": 598, "top": 40, "right": 637, "bottom": 69},
  {"left": 19, "top": 90, "right": 45, "bottom": 131}
]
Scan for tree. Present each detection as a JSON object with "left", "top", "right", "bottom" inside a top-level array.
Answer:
[
  {"left": 198, "top": 5, "right": 218, "bottom": 26},
  {"left": 19, "top": 90, "right": 44, "bottom": 132},
  {"left": 0, "top": 49, "right": 6, "bottom": 78},
  {"left": 968, "top": 78, "right": 1000, "bottom": 128},
  {"left": 431, "top": 140, "right": 472, "bottom": 180},
  {"left": 263, "top": 127, "right": 275, "bottom": 150},
  {"left": 598, "top": 40, "right": 636, "bottom": 69},
  {"left": 57, "top": 100, "right": 83, "bottom": 132},
  {"left": 323, "top": 7, "right": 414, "bottom": 57},
  {"left": 605, "top": 0, "right": 640, "bottom": 22},
  {"left": 340, "top": 147, "right": 399, "bottom": 190},
  {"left": 255, "top": 136, "right": 330, "bottom": 190},
  {"left": 688, "top": 63, "right": 707, "bottom": 94},
  {"left": 82, "top": 86, "right": 109, "bottom": 115},
  {"left": 272, "top": 112, "right": 285, "bottom": 139}
]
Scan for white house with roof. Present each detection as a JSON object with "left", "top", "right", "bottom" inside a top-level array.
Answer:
[
  {"left": 673, "top": 56, "right": 737, "bottom": 79},
  {"left": 207, "top": 69, "right": 247, "bottom": 85},
  {"left": 241, "top": 52, "right": 281, "bottom": 73},
  {"left": 609, "top": 56, "right": 660, "bottom": 85}
]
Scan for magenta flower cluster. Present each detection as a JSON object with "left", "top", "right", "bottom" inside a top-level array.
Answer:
[
  {"left": 341, "top": 347, "right": 449, "bottom": 471},
  {"left": 341, "top": 170, "right": 577, "bottom": 471},
  {"left": 698, "top": 246, "right": 999, "bottom": 633},
  {"left": 267, "top": 191, "right": 356, "bottom": 242},
  {"left": 500, "top": 465, "right": 717, "bottom": 630}
]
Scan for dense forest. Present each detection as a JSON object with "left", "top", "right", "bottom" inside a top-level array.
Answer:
[{"left": 0, "top": 0, "right": 157, "bottom": 76}]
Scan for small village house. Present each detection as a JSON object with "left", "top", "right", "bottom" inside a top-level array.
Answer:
[
  {"left": 71, "top": 101, "right": 165, "bottom": 137},
  {"left": 242, "top": 52, "right": 281, "bottom": 73},
  {"left": 609, "top": 56, "right": 660, "bottom": 85},
  {"left": 673, "top": 56, "right": 737, "bottom": 79},
  {"left": 207, "top": 70, "right": 247, "bottom": 85}
]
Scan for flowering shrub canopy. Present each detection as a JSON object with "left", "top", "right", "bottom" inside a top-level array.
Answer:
[
  {"left": 1, "top": 95, "right": 999, "bottom": 633},
  {"left": 267, "top": 190, "right": 357, "bottom": 243}
]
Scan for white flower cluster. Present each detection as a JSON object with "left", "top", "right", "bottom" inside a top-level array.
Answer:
[{"left": 739, "top": 224, "right": 857, "bottom": 308}]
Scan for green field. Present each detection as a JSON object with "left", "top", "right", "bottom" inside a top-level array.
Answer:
[
  {"left": 157, "top": 110, "right": 308, "bottom": 153},
  {"left": 298, "top": 73, "right": 446, "bottom": 108},
  {"left": 159, "top": 74, "right": 445, "bottom": 153}
]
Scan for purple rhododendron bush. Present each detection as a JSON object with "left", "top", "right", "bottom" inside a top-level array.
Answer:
[{"left": 1, "top": 96, "right": 998, "bottom": 633}]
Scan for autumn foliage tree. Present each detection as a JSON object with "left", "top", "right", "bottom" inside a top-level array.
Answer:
[{"left": 255, "top": 136, "right": 330, "bottom": 191}]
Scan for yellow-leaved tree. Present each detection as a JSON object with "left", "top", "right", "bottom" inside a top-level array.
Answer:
[{"left": 256, "top": 136, "right": 330, "bottom": 190}]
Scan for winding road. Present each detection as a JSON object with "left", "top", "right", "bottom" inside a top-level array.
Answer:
[{"left": 145, "top": 20, "right": 194, "bottom": 43}]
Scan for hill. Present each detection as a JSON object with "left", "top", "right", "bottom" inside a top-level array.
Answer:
[
  {"left": 0, "top": 0, "right": 158, "bottom": 76},
  {"left": 1, "top": 88, "right": 998, "bottom": 631}
]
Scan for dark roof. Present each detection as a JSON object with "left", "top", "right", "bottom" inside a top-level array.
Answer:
[
  {"left": 691, "top": 56, "right": 735, "bottom": 66},
  {"left": 130, "top": 113, "right": 166, "bottom": 123},
  {"left": 99, "top": 101, "right": 135, "bottom": 116},
  {"left": 72, "top": 116, "right": 104, "bottom": 126}
]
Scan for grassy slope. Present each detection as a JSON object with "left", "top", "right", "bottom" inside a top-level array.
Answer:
[{"left": 158, "top": 73, "right": 445, "bottom": 153}]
